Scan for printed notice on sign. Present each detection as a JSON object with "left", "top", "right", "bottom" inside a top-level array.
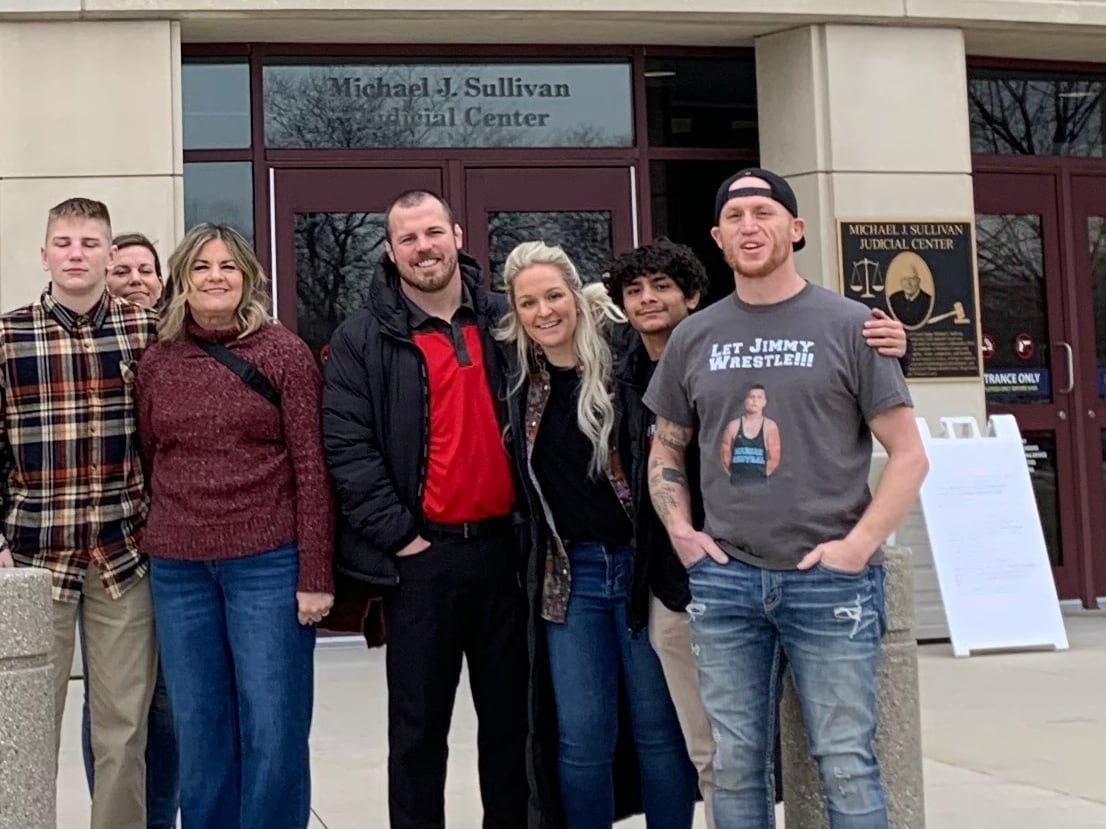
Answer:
[{"left": 837, "top": 220, "right": 982, "bottom": 380}]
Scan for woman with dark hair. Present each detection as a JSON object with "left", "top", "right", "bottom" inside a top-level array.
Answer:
[
  {"left": 136, "top": 223, "right": 334, "bottom": 829},
  {"left": 107, "top": 233, "right": 164, "bottom": 309}
]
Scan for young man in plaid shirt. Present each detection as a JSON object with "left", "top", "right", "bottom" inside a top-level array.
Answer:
[{"left": 0, "top": 198, "right": 159, "bottom": 829}]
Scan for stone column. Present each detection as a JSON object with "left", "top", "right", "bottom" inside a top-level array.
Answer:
[
  {"left": 754, "top": 23, "right": 977, "bottom": 640},
  {"left": 779, "top": 546, "right": 925, "bottom": 828},
  {"left": 0, "top": 568, "right": 56, "bottom": 829},
  {"left": 0, "top": 19, "right": 183, "bottom": 310}
]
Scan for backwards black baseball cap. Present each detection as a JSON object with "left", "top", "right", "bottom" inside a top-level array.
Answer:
[{"left": 713, "top": 167, "right": 805, "bottom": 251}]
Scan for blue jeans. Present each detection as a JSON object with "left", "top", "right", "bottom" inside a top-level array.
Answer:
[
  {"left": 687, "top": 557, "right": 887, "bottom": 829},
  {"left": 545, "top": 541, "right": 697, "bottom": 829},
  {"left": 79, "top": 613, "right": 179, "bottom": 828},
  {"left": 149, "top": 544, "right": 317, "bottom": 829}
]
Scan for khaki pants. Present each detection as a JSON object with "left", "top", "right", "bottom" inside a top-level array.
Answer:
[
  {"left": 52, "top": 569, "right": 157, "bottom": 829},
  {"left": 648, "top": 594, "right": 716, "bottom": 829}
]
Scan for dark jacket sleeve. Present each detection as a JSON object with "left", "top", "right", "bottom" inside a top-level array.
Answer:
[{"left": 321, "top": 322, "right": 419, "bottom": 555}]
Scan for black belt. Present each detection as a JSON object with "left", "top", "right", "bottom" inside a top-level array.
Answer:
[{"left": 422, "top": 515, "right": 515, "bottom": 540}]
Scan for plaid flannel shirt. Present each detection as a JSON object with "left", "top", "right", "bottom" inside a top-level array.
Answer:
[{"left": 0, "top": 287, "right": 158, "bottom": 602}]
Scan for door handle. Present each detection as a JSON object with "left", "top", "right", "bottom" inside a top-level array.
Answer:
[{"left": 1054, "top": 341, "right": 1074, "bottom": 394}]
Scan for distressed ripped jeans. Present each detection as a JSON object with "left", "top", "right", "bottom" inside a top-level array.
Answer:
[{"left": 686, "top": 557, "right": 887, "bottom": 829}]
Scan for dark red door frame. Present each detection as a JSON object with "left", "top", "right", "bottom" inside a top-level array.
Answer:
[
  {"left": 975, "top": 156, "right": 1106, "bottom": 607},
  {"left": 1068, "top": 176, "right": 1106, "bottom": 599},
  {"left": 271, "top": 167, "right": 446, "bottom": 327},
  {"left": 460, "top": 165, "right": 637, "bottom": 281},
  {"left": 272, "top": 163, "right": 637, "bottom": 321},
  {"left": 1056, "top": 169, "right": 1103, "bottom": 608},
  {"left": 974, "top": 170, "right": 1087, "bottom": 602},
  {"left": 182, "top": 43, "right": 756, "bottom": 276}
]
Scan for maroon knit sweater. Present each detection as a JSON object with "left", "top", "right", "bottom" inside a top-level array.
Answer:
[{"left": 136, "top": 319, "right": 334, "bottom": 593}]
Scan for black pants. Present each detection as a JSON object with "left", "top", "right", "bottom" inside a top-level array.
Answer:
[{"left": 384, "top": 530, "right": 529, "bottom": 829}]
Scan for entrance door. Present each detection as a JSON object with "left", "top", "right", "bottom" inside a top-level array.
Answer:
[
  {"left": 464, "top": 166, "right": 636, "bottom": 288},
  {"left": 1069, "top": 176, "right": 1106, "bottom": 598},
  {"left": 272, "top": 166, "right": 445, "bottom": 361},
  {"left": 975, "top": 170, "right": 1106, "bottom": 604},
  {"left": 272, "top": 165, "right": 637, "bottom": 361},
  {"left": 974, "top": 171, "right": 1084, "bottom": 600}
]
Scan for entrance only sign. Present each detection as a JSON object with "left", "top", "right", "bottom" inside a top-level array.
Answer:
[{"left": 915, "top": 414, "right": 1069, "bottom": 657}]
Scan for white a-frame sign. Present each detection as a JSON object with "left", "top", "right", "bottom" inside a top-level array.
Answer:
[{"left": 916, "top": 415, "right": 1069, "bottom": 657}]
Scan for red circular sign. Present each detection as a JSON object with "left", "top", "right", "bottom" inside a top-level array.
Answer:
[
  {"left": 1014, "top": 333, "right": 1035, "bottom": 361},
  {"left": 981, "top": 333, "right": 996, "bottom": 361}
]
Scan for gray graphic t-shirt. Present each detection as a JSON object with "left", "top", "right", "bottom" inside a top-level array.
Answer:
[{"left": 643, "top": 283, "right": 912, "bottom": 570}]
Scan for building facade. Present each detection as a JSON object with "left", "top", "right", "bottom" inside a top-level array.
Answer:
[{"left": 1, "top": 1, "right": 1104, "bottom": 637}]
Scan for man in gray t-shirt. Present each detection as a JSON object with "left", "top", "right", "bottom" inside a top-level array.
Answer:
[
  {"left": 644, "top": 168, "right": 929, "bottom": 829},
  {"left": 648, "top": 282, "right": 913, "bottom": 570}
]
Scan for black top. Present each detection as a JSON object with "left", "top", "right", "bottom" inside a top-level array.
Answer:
[{"left": 531, "top": 365, "right": 633, "bottom": 545}]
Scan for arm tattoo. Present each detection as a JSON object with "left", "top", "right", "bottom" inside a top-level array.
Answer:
[
  {"left": 649, "top": 419, "right": 695, "bottom": 527},
  {"left": 653, "top": 490, "right": 680, "bottom": 519},
  {"left": 655, "top": 419, "right": 693, "bottom": 452},
  {"left": 648, "top": 461, "right": 692, "bottom": 525},
  {"left": 656, "top": 432, "right": 686, "bottom": 451},
  {"left": 661, "top": 468, "right": 689, "bottom": 486}
]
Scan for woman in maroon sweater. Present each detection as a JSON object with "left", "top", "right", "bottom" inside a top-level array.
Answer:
[{"left": 136, "top": 223, "right": 334, "bottom": 829}]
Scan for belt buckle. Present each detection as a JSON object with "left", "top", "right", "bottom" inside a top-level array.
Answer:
[{"left": 463, "top": 522, "right": 474, "bottom": 540}]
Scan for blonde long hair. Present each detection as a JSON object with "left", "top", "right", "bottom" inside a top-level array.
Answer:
[
  {"left": 158, "top": 223, "right": 272, "bottom": 342},
  {"left": 496, "top": 241, "right": 625, "bottom": 477}
]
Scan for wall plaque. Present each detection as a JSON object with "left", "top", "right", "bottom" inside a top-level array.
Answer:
[{"left": 837, "top": 219, "right": 982, "bottom": 380}]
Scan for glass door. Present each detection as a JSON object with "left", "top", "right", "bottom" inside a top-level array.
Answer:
[
  {"left": 974, "top": 170, "right": 1085, "bottom": 599},
  {"left": 272, "top": 167, "right": 445, "bottom": 361},
  {"left": 463, "top": 166, "right": 636, "bottom": 288},
  {"left": 1069, "top": 175, "right": 1106, "bottom": 598}
]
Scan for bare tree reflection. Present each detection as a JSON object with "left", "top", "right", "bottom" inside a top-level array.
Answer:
[
  {"left": 488, "top": 211, "right": 613, "bottom": 290},
  {"left": 266, "top": 68, "right": 509, "bottom": 148},
  {"left": 976, "top": 212, "right": 1049, "bottom": 372},
  {"left": 1089, "top": 217, "right": 1106, "bottom": 367},
  {"left": 969, "top": 73, "right": 1104, "bottom": 156},
  {"left": 295, "top": 212, "right": 385, "bottom": 360},
  {"left": 263, "top": 64, "right": 630, "bottom": 149},
  {"left": 977, "top": 218, "right": 1063, "bottom": 562}
]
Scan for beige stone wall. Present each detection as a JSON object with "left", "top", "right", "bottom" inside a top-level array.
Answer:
[
  {"left": 0, "top": 20, "right": 182, "bottom": 313},
  {"left": 9, "top": 0, "right": 1106, "bottom": 28},
  {"left": 755, "top": 24, "right": 979, "bottom": 638},
  {"left": 4, "top": 2, "right": 1106, "bottom": 50},
  {"left": 756, "top": 24, "right": 983, "bottom": 426}
]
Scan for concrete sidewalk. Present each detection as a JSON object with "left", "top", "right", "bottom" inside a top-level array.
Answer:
[{"left": 56, "top": 610, "right": 1106, "bottom": 827}]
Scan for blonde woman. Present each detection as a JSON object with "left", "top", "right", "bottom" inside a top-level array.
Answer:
[
  {"left": 135, "top": 223, "right": 334, "bottom": 829},
  {"left": 497, "top": 241, "right": 696, "bottom": 828}
]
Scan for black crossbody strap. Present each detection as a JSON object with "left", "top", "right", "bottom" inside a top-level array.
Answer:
[{"left": 193, "top": 339, "right": 281, "bottom": 408}]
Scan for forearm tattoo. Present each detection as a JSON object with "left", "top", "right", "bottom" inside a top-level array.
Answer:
[
  {"left": 661, "top": 468, "right": 688, "bottom": 486},
  {"left": 648, "top": 449, "right": 692, "bottom": 527},
  {"left": 655, "top": 423, "right": 692, "bottom": 452}
]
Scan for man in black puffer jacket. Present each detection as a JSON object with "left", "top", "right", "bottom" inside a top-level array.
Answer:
[{"left": 321, "top": 190, "right": 543, "bottom": 829}]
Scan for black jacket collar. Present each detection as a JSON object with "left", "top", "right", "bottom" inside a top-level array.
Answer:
[
  {"left": 613, "top": 326, "right": 655, "bottom": 392},
  {"left": 370, "top": 251, "right": 497, "bottom": 339}
]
